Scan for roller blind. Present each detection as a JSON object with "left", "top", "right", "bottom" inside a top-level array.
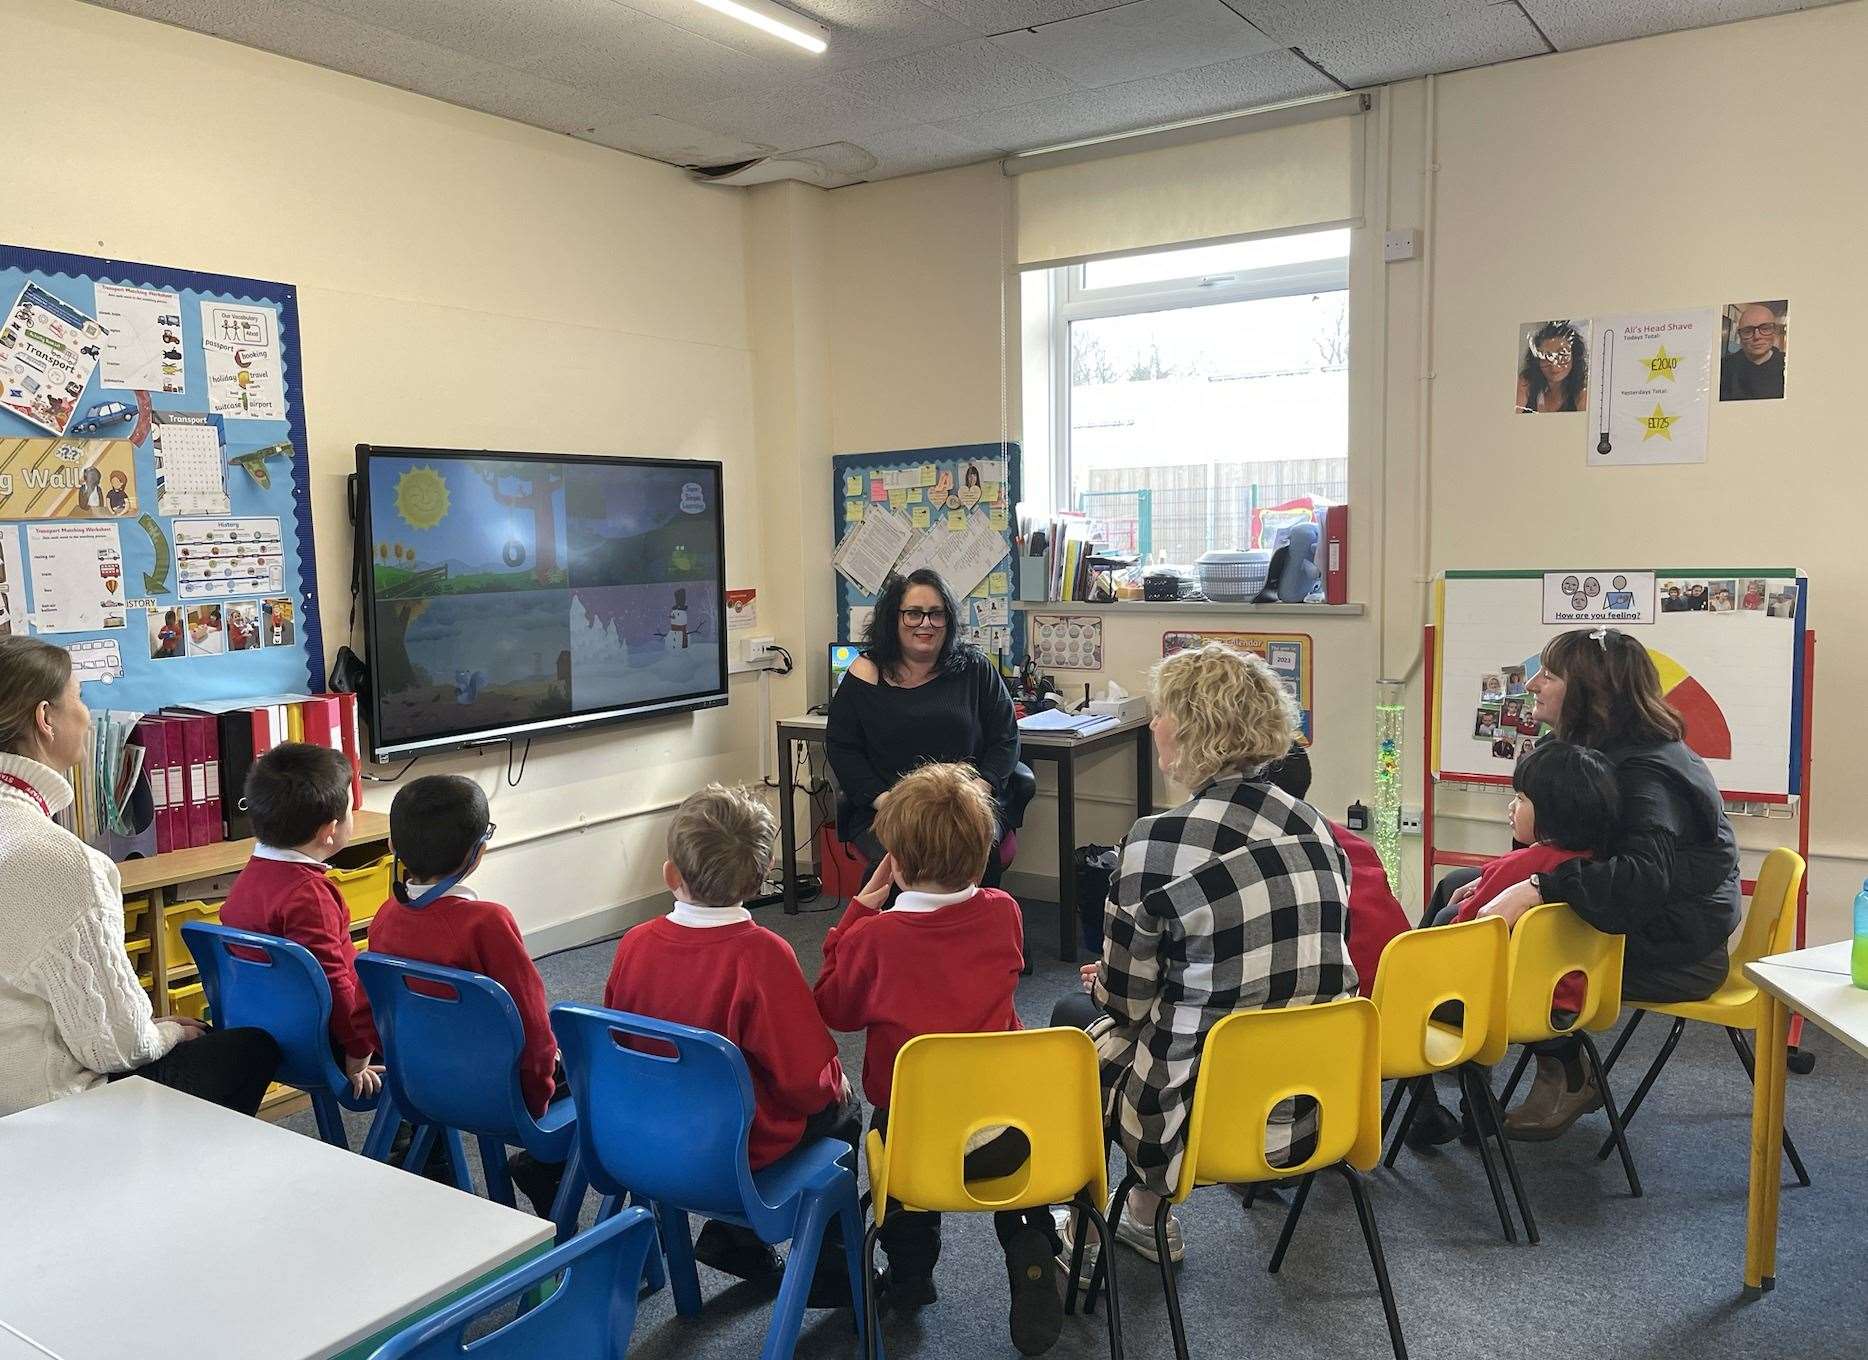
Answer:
[{"left": 1013, "top": 108, "right": 1360, "bottom": 270}]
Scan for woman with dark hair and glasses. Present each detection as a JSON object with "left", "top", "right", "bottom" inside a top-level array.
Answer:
[
  {"left": 1515, "top": 319, "right": 1590, "bottom": 413},
  {"left": 826, "top": 568, "right": 1024, "bottom": 886}
]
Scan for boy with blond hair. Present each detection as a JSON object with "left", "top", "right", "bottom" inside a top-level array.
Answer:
[
  {"left": 814, "top": 763, "right": 1060, "bottom": 1355},
  {"left": 605, "top": 783, "right": 858, "bottom": 1290}
]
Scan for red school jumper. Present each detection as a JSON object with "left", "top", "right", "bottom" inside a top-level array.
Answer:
[
  {"left": 1326, "top": 820, "right": 1411, "bottom": 998},
  {"left": 221, "top": 851, "right": 377, "bottom": 1059},
  {"left": 605, "top": 911, "right": 846, "bottom": 1170},
  {"left": 1455, "top": 842, "right": 1593, "bottom": 1012},
  {"left": 369, "top": 889, "right": 558, "bottom": 1117},
  {"left": 813, "top": 887, "right": 1025, "bottom": 1109}
]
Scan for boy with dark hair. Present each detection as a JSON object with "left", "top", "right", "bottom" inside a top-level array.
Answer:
[
  {"left": 1263, "top": 745, "right": 1409, "bottom": 1001},
  {"left": 370, "top": 775, "right": 562, "bottom": 1210},
  {"left": 814, "top": 763, "right": 1061, "bottom": 1355},
  {"left": 605, "top": 783, "right": 860, "bottom": 1294},
  {"left": 222, "top": 742, "right": 379, "bottom": 1097}
]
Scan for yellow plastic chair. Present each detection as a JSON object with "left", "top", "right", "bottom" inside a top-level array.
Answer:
[
  {"left": 1596, "top": 848, "right": 1810, "bottom": 1184},
  {"left": 1495, "top": 903, "right": 1641, "bottom": 1197},
  {"left": 1372, "top": 916, "right": 1536, "bottom": 1243},
  {"left": 1091, "top": 997, "right": 1404, "bottom": 1360},
  {"left": 864, "top": 1028, "right": 1123, "bottom": 1360}
]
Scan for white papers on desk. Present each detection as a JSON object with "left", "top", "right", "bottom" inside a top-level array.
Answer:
[
  {"left": 833, "top": 506, "right": 913, "bottom": 596},
  {"left": 1017, "top": 709, "right": 1118, "bottom": 735}
]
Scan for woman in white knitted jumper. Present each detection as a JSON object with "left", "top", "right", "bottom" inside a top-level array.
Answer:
[{"left": 0, "top": 636, "right": 278, "bottom": 1116}]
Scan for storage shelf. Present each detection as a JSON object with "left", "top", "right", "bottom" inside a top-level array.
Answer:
[{"left": 1012, "top": 600, "right": 1365, "bottom": 617}]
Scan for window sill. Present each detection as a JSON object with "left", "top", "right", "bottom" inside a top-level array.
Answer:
[{"left": 1011, "top": 600, "right": 1365, "bottom": 617}]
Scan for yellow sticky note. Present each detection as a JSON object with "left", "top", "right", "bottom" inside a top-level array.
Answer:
[
  {"left": 988, "top": 572, "right": 1009, "bottom": 594},
  {"left": 921, "top": 465, "right": 936, "bottom": 487},
  {"left": 846, "top": 501, "right": 864, "bottom": 523},
  {"left": 988, "top": 507, "right": 1008, "bottom": 531},
  {"left": 907, "top": 487, "right": 924, "bottom": 504},
  {"left": 910, "top": 504, "right": 930, "bottom": 529},
  {"left": 982, "top": 482, "right": 1001, "bottom": 503},
  {"left": 889, "top": 488, "right": 908, "bottom": 511},
  {"left": 946, "top": 509, "right": 966, "bottom": 532},
  {"left": 844, "top": 474, "right": 862, "bottom": 498}
]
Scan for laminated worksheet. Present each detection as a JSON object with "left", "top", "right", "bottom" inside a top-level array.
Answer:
[
  {"left": 26, "top": 521, "right": 126, "bottom": 631},
  {"left": 174, "top": 516, "right": 284, "bottom": 598},
  {"left": 833, "top": 506, "right": 912, "bottom": 596},
  {"left": 151, "top": 411, "right": 230, "bottom": 517}
]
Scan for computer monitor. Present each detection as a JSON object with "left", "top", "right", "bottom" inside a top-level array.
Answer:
[{"left": 829, "top": 643, "right": 861, "bottom": 696}]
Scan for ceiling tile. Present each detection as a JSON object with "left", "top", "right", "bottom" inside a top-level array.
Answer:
[
  {"left": 914, "top": 0, "right": 1138, "bottom": 37},
  {"left": 298, "top": 0, "right": 636, "bottom": 67},
  {"left": 1230, "top": 0, "right": 1465, "bottom": 44},
  {"left": 578, "top": 112, "right": 777, "bottom": 164},
  {"left": 844, "top": 121, "right": 1000, "bottom": 177},
  {"left": 1299, "top": 2, "right": 1549, "bottom": 85},
  {"left": 935, "top": 46, "right": 1333, "bottom": 149},
  {"left": 507, "top": 13, "right": 776, "bottom": 107},
  {"left": 1520, "top": 0, "right": 1807, "bottom": 51},
  {"left": 616, "top": 0, "right": 975, "bottom": 69},
  {"left": 991, "top": 0, "right": 1279, "bottom": 88},
  {"left": 830, "top": 38, "right": 1077, "bottom": 123},
  {"left": 669, "top": 79, "right": 922, "bottom": 152}
]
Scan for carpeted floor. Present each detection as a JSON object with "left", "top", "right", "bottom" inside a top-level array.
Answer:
[{"left": 292, "top": 900, "right": 1867, "bottom": 1359}]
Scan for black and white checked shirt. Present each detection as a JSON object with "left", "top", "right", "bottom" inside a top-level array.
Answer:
[{"left": 1090, "top": 773, "right": 1356, "bottom": 1193}]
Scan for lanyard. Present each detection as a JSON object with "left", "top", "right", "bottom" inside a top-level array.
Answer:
[{"left": 0, "top": 772, "right": 51, "bottom": 819}]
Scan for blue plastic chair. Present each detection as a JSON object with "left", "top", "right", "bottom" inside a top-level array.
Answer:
[
  {"left": 182, "top": 921, "right": 391, "bottom": 1152},
  {"left": 551, "top": 1002, "right": 867, "bottom": 1360},
  {"left": 355, "top": 954, "right": 578, "bottom": 1227},
  {"left": 367, "top": 1204, "right": 658, "bottom": 1360}
]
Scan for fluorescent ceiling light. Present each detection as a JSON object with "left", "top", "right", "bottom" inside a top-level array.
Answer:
[{"left": 691, "top": 0, "right": 828, "bottom": 53}]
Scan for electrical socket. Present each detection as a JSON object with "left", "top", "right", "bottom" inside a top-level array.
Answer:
[
  {"left": 745, "top": 635, "right": 776, "bottom": 663},
  {"left": 1398, "top": 805, "right": 1423, "bottom": 835}
]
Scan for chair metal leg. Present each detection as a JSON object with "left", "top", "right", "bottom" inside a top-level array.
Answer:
[
  {"left": 1381, "top": 1078, "right": 1408, "bottom": 1135},
  {"left": 1383, "top": 1077, "right": 1429, "bottom": 1169},
  {"left": 1471, "top": 1065, "right": 1538, "bottom": 1244},
  {"left": 1458, "top": 1067, "right": 1517, "bottom": 1244},
  {"left": 478, "top": 1134, "right": 515, "bottom": 1207},
  {"left": 1594, "top": 1016, "right": 1684, "bottom": 1160},
  {"left": 442, "top": 1129, "right": 474, "bottom": 1194},
  {"left": 548, "top": 1145, "right": 586, "bottom": 1244},
  {"left": 358, "top": 1098, "right": 401, "bottom": 1162},
  {"left": 763, "top": 1191, "right": 830, "bottom": 1360},
  {"left": 1499, "top": 1047, "right": 1534, "bottom": 1107},
  {"left": 1153, "top": 1197, "right": 1188, "bottom": 1360},
  {"left": 837, "top": 1187, "right": 869, "bottom": 1345},
  {"left": 1079, "top": 1197, "right": 1126, "bottom": 1360},
  {"left": 1578, "top": 1031, "right": 1642, "bottom": 1198},
  {"left": 1728, "top": 1028, "right": 1813, "bottom": 1188},
  {"left": 310, "top": 1092, "right": 349, "bottom": 1150},
  {"left": 1241, "top": 1183, "right": 1260, "bottom": 1210},
  {"left": 1338, "top": 1164, "right": 1408, "bottom": 1360},
  {"left": 1087, "top": 1167, "right": 1138, "bottom": 1316},
  {"left": 1064, "top": 1194, "right": 1090, "bottom": 1317},
  {"left": 1600, "top": 1007, "right": 1648, "bottom": 1076},
  {"left": 862, "top": 1222, "right": 885, "bottom": 1360},
  {"left": 656, "top": 1201, "right": 704, "bottom": 1317},
  {"left": 1267, "top": 1171, "right": 1316, "bottom": 1274},
  {"left": 402, "top": 1122, "right": 437, "bottom": 1173}
]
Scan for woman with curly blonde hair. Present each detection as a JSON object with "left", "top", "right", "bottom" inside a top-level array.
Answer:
[{"left": 1055, "top": 644, "right": 1355, "bottom": 1267}]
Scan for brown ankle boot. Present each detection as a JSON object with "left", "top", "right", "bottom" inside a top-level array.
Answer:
[
  {"left": 1507, "top": 1063, "right": 1603, "bottom": 1142},
  {"left": 1502, "top": 1055, "right": 1565, "bottom": 1137}
]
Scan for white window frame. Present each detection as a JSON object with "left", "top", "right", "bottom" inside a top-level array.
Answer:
[{"left": 1044, "top": 233, "right": 1352, "bottom": 534}]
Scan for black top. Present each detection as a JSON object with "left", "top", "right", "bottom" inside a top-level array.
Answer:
[
  {"left": 826, "top": 646, "right": 1019, "bottom": 841},
  {"left": 1541, "top": 738, "right": 1741, "bottom": 982},
  {"left": 1720, "top": 348, "right": 1785, "bottom": 401}
]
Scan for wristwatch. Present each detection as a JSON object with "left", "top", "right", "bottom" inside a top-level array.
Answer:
[{"left": 1527, "top": 874, "right": 1545, "bottom": 901}]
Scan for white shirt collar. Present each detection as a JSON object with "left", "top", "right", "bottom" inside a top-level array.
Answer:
[
  {"left": 253, "top": 844, "right": 329, "bottom": 866},
  {"left": 892, "top": 886, "right": 979, "bottom": 914},
  {"left": 669, "top": 899, "right": 751, "bottom": 927},
  {"left": 0, "top": 753, "right": 74, "bottom": 816},
  {"left": 404, "top": 882, "right": 478, "bottom": 901}
]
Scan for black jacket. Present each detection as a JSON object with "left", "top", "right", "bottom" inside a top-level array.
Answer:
[{"left": 1541, "top": 738, "right": 1740, "bottom": 975}]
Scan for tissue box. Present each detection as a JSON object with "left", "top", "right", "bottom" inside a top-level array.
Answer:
[{"left": 1087, "top": 696, "right": 1150, "bottom": 723}]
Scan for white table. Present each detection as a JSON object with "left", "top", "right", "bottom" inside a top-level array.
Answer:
[
  {"left": 1743, "top": 940, "right": 1868, "bottom": 1292},
  {"left": 0, "top": 1079, "right": 552, "bottom": 1360},
  {"left": 777, "top": 710, "right": 1154, "bottom": 961},
  {"left": 0, "top": 1322, "right": 57, "bottom": 1359}
]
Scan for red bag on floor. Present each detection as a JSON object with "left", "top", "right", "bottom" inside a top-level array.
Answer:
[{"left": 815, "top": 822, "right": 869, "bottom": 899}]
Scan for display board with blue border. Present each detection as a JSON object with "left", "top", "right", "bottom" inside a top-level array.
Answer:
[
  {"left": 831, "top": 443, "right": 1024, "bottom": 668},
  {"left": 0, "top": 245, "right": 320, "bottom": 710}
]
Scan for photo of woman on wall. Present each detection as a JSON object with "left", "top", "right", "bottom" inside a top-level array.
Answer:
[{"left": 1515, "top": 319, "right": 1591, "bottom": 413}]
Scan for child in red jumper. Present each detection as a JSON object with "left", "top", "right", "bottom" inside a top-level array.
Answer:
[
  {"left": 221, "top": 742, "right": 381, "bottom": 1099},
  {"left": 606, "top": 783, "right": 860, "bottom": 1291},
  {"left": 370, "top": 775, "right": 562, "bottom": 1212},
  {"left": 813, "top": 763, "right": 1062, "bottom": 1356}
]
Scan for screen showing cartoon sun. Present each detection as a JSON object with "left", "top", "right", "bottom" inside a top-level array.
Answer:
[{"left": 395, "top": 465, "right": 449, "bottom": 530}]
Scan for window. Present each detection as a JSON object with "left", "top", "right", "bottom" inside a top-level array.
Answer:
[{"left": 1028, "top": 228, "right": 1350, "bottom": 567}]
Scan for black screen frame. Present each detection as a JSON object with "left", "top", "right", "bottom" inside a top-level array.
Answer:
[{"left": 354, "top": 444, "right": 728, "bottom": 763}]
